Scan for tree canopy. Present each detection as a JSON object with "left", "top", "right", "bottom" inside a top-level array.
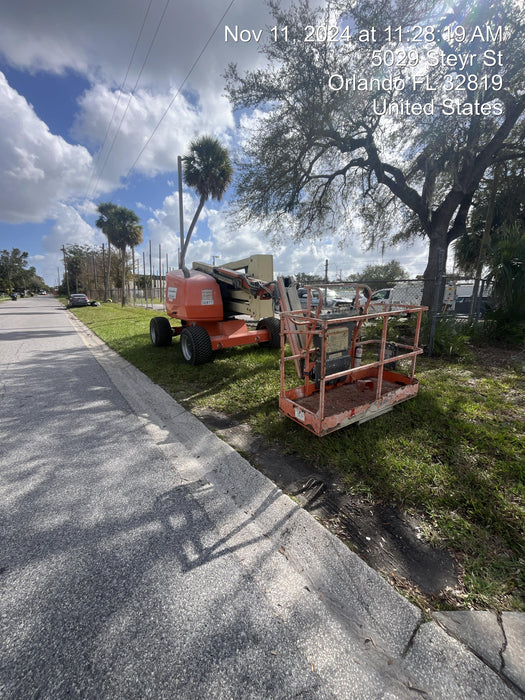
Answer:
[
  {"left": 225, "top": 0, "right": 525, "bottom": 309},
  {"left": 0, "top": 248, "right": 45, "bottom": 292},
  {"left": 349, "top": 260, "right": 409, "bottom": 287},
  {"left": 455, "top": 162, "right": 525, "bottom": 274},
  {"left": 455, "top": 163, "right": 525, "bottom": 318}
]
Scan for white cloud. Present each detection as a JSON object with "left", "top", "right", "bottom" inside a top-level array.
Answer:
[
  {"left": 0, "top": 73, "right": 95, "bottom": 223},
  {"left": 0, "top": 0, "right": 432, "bottom": 284},
  {"left": 37, "top": 204, "right": 103, "bottom": 284},
  {"left": 143, "top": 192, "right": 430, "bottom": 282},
  {"left": 73, "top": 84, "right": 234, "bottom": 180},
  {"left": 0, "top": 0, "right": 270, "bottom": 92},
  {"left": 146, "top": 189, "right": 210, "bottom": 268},
  {"left": 0, "top": 0, "right": 269, "bottom": 228}
]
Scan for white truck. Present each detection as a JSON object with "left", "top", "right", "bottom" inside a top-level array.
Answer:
[{"left": 370, "top": 280, "right": 456, "bottom": 311}]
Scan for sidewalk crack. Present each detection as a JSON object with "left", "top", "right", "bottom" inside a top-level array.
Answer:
[
  {"left": 402, "top": 614, "right": 425, "bottom": 658},
  {"left": 496, "top": 612, "right": 508, "bottom": 674}
]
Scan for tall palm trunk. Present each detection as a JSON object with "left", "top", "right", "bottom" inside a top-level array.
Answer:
[
  {"left": 105, "top": 240, "right": 112, "bottom": 302},
  {"left": 121, "top": 246, "right": 127, "bottom": 307},
  {"left": 180, "top": 195, "right": 205, "bottom": 272}
]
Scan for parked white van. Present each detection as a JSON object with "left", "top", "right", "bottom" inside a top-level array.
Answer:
[{"left": 370, "top": 281, "right": 456, "bottom": 310}]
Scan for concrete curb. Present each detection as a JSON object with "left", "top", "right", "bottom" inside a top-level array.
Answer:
[{"left": 434, "top": 611, "right": 525, "bottom": 693}]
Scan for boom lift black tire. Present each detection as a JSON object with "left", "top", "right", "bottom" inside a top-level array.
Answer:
[
  {"left": 150, "top": 316, "right": 173, "bottom": 346},
  {"left": 180, "top": 326, "right": 213, "bottom": 365},
  {"left": 257, "top": 317, "right": 281, "bottom": 349}
]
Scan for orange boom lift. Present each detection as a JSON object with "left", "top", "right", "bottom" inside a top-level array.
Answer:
[{"left": 149, "top": 255, "right": 285, "bottom": 365}]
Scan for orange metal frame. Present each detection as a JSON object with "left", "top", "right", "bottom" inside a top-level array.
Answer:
[{"left": 279, "top": 297, "right": 427, "bottom": 436}]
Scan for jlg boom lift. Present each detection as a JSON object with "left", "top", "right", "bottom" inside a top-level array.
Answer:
[
  {"left": 150, "top": 256, "right": 426, "bottom": 436},
  {"left": 149, "top": 254, "right": 282, "bottom": 365}
]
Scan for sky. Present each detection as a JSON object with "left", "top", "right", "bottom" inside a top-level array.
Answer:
[{"left": 0, "top": 0, "right": 430, "bottom": 287}]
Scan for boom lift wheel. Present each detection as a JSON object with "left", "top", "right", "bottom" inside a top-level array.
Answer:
[
  {"left": 256, "top": 317, "right": 281, "bottom": 348},
  {"left": 150, "top": 316, "right": 173, "bottom": 346},
  {"left": 180, "top": 326, "right": 213, "bottom": 365}
]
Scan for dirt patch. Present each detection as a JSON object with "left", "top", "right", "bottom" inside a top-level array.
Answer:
[
  {"left": 472, "top": 344, "right": 525, "bottom": 372},
  {"left": 194, "top": 407, "right": 461, "bottom": 606}
]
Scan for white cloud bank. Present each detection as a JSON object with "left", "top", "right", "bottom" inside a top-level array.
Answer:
[
  {"left": 0, "top": 0, "right": 431, "bottom": 283},
  {"left": 0, "top": 73, "right": 94, "bottom": 223}
]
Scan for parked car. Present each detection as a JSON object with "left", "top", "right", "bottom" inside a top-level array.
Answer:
[
  {"left": 297, "top": 287, "right": 366, "bottom": 312},
  {"left": 453, "top": 296, "right": 493, "bottom": 316},
  {"left": 67, "top": 293, "right": 100, "bottom": 308},
  {"left": 370, "top": 288, "right": 393, "bottom": 303}
]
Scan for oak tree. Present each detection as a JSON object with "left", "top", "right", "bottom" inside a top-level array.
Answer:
[{"left": 225, "top": 0, "right": 525, "bottom": 310}]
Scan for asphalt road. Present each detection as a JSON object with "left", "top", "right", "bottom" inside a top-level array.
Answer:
[{"left": 0, "top": 296, "right": 519, "bottom": 699}]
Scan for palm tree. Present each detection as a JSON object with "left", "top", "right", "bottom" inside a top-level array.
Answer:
[
  {"left": 96, "top": 202, "right": 119, "bottom": 301},
  {"left": 96, "top": 203, "right": 143, "bottom": 305},
  {"left": 110, "top": 207, "right": 143, "bottom": 306},
  {"left": 179, "top": 136, "right": 233, "bottom": 271},
  {"left": 455, "top": 166, "right": 525, "bottom": 318},
  {"left": 487, "top": 224, "right": 525, "bottom": 320}
]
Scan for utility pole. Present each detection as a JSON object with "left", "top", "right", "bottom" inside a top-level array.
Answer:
[
  {"left": 132, "top": 248, "right": 136, "bottom": 305},
  {"left": 102, "top": 244, "right": 107, "bottom": 301},
  {"left": 62, "top": 245, "right": 70, "bottom": 297},
  {"left": 143, "top": 250, "right": 147, "bottom": 307},
  {"left": 178, "top": 155, "right": 187, "bottom": 275},
  {"left": 92, "top": 252, "right": 97, "bottom": 294},
  {"left": 159, "top": 243, "right": 162, "bottom": 303},
  {"left": 148, "top": 241, "right": 153, "bottom": 307}
]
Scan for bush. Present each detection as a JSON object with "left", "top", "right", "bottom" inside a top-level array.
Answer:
[
  {"left": 481, "top": 308, "right": 525, "bottom": 347},
  {"left": 425, "top": 316, "right": 474, "bottom": 360}
]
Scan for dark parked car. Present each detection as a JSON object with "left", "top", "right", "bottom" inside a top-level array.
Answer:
[
  {"left": 454, "top": 296, "right": 493, "bottom": 316},
  {"left": 67, "top": 293, "right": 100, "bottom": 308}
]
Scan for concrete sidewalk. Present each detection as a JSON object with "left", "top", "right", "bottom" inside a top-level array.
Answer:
[{"left": 71, "top": 313, "right": 525, "bottom": 698}]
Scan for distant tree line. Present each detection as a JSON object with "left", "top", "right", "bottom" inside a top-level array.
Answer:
[
  {"left": 58, "top": 243, "right": 112, "bottom": 297},
  {"left": 295, "top": 260, "right": 408, "bottom": 288},
  {"left": 95, "top": 203, "right": 143, "bottom": 305},
  {"left": 0, "top": 248, "right": 46, "bottom": 294},
  {"left": 58, "top": 203, "right": 144, "bottom": 305}
]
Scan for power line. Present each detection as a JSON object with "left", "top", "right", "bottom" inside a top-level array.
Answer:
[
  {"left": 89, "top": 0, "right": 172, "bottom": 201},
  {"left": 85, "top": 0, "right": 155, "bottom": 201},
  {"left": 125, "top": 0, "right": 236, "bottom": 180}
]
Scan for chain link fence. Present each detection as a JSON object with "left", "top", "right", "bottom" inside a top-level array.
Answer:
[
  {"left": 83, "top": 275, "right": 166, "bottom": 309},
  {"left": 313, "top": 275, "right": 493, "bottom": 356}
]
